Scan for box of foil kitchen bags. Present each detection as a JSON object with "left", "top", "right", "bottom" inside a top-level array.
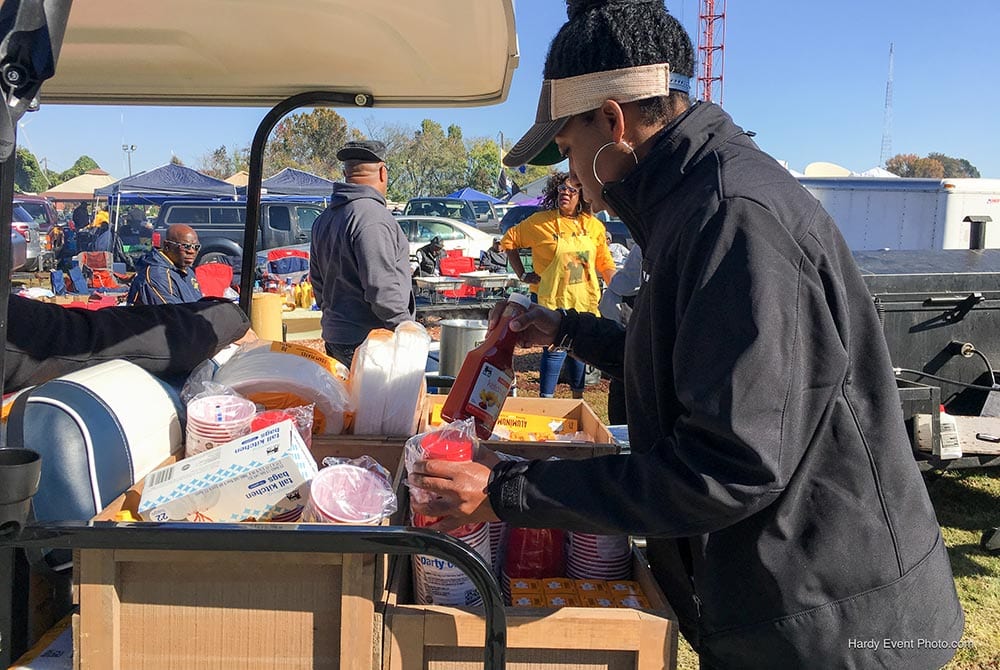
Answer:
[{"left": 138, "top": 419, "right": 318, "bottom": 522}]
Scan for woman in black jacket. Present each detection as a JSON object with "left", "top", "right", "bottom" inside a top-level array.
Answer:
[{"left": 409, "top": 1, "right": 964, "bottom": 668}]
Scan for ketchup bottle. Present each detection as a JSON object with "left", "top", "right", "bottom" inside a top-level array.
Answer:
[{"left": 441, "top": 292, "right": 531, "bottom": 439}]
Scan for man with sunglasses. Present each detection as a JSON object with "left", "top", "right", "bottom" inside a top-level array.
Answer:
[{"left": 127, "top": 224, "right": 204, "bottom": 305}]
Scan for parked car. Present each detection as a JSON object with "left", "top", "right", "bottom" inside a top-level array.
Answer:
[
  {"left": 10, "top": 204, "right": 44, "bottom": 271},
  {"left": 402, "top": 198, "right": 478, "bottom": 226},
  {"left": 153, "top": 198, "right": 326, "bottom": 266},
  {"left": 13, "top": 194, "right": 59, "bottom": 233},
  {"left": 466, "top": 200, "right": 500, "bottom": 233},
  {"left": 397, "top": 215, "right": 495, "bottom": 263},
  {"left": 9, "top": 228, "right": 27, "bottom": 271},
  {"left": 498, "top": 204, "right": 542, "bottom": 234}
]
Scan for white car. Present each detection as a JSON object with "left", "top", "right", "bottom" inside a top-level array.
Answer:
[
  {"left": 397, "top": 215, "right": 496, "bottom": 263},
  {"left": 253, "top": 215, "right": 496, "bottom": 278}
]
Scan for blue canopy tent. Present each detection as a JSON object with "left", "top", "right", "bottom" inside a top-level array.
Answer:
[
  {"left": 91, "top": 164, "right": 238, "bottom": 268},
  {"left": 445, "top": 187, "right": 502, "bottom": 203},
  {"left": 94, "top": 163, "right": 238, "bottom": 205},
  {"left": 256, "top": 167, "right": 335, "bottom": 197}
]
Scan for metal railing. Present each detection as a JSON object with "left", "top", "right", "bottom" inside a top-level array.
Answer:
[{"left": 0, "top": 522, "right": 506, "bottom": 669}]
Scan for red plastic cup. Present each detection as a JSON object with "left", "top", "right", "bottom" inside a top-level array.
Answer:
[
  {"left": 420, "top": 431, "right": 474, "bottom": 461},
  {"left": 503, "top": 527, "right": 566, "bottom": 579}
]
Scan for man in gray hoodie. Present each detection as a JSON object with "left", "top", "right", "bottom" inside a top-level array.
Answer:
[{"left": 309, "top": 140, "right": 415, "bottom": 366}]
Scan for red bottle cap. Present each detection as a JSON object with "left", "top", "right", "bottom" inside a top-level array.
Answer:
[{"left": 421, "top": 431, "right": 474, "bottom": 461}]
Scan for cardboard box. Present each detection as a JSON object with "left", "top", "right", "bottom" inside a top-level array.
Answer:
[
  {"left": 545, "top": 593, "right": 582, "bottom": 608},
  {"left": 382, "top": 441, "right": 676, "bottom": 670},
  {"left": 508, "top": 577, "right": 542, "bottom": 593},
  {"left": 608, "top": 580, "right": 645, "bottom": 596},
  {"left": 424, "top": 395, "right": 616, "bottom": 452},
  {"left": 138, "top": 420, "right": 318, "bottom": 523},
  {"left": 540, "top": 578, "right": 577, "bottom": 595},
  {"left": 574, "top": 579, "right": 609, "bottom": 597},
  {"left": 510, "top": 593, "right": 546, "bottom": 608},
  {"left": 74, "top": 436, "right": 409, "bottom": 670}
]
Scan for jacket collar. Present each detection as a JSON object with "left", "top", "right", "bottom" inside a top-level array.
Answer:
[{"left": 602, "top": 102, "right": 750, "bottom": 249}]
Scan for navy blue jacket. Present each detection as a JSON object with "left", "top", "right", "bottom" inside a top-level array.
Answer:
[
  {"left": 310, "top": 183, "right": 414, "bottom": 346},
  {"left": 127, "top": 250, "right": 203, "bottom": 305}
]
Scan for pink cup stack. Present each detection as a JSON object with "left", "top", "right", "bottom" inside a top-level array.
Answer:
[
  {"left": 185, "top": 394, "right": 257, "bottom": 457},
  {"left": 302, "top": 463, "right": 393, "bottom": 524},
  {"left": 565, "top": 531, "right": 632, "bottom": 581}
]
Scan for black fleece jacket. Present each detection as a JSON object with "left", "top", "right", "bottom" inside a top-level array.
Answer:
[
  {"left": 488, "top": 103, "right": 963, "bottom": 668},
  {"left": 4, "top": 295, "right": 250, "bottom": 392}
]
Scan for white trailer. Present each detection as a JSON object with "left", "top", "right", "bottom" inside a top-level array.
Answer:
[{"left": 798, "top": 177, "right": 1000, "bottom": 251}]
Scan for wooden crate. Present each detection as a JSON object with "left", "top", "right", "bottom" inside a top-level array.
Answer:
[
  {"left": 382, "top": 550, "right": 676, "bottom": 670},
  {"left": 73, "top": 438, "right": 408, "bottom": 670},
  {"left": 382, "top": 438, "right": 675, "bottom": 670}
]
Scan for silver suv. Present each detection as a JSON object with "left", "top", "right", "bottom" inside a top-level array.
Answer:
[{"left": 10, "top": 205, "right": 42, "bottom": 271}]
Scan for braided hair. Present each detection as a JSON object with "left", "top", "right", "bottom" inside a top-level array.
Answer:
[
  {"left": 545, "top": 0, "right": 694, "bottom": 123},
  {"left": 540, "top": 171, "right": 591, "bottom": 215}
]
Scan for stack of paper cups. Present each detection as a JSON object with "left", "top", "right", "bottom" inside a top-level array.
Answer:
[
  {"left": 301, "top": 463, "right": 393, "bottom": 524},
  {"left": 412, "top": 519, "right": 492, "bottom": 606},
  {"left": 566, "top": 531, "right": 632, "bottom": 580},
  {"left": 185, "top": 395, "right": 257, "bottom": 457}
]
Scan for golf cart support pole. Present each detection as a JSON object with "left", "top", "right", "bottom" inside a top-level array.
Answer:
[
  {"left": 0, "top": 521, "right": 508, "bottom": 669},
  {"left": 239, "top": 90, "right": 374, "bottom": 315}
]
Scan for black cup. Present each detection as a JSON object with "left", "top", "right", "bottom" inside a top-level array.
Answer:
[{"left": 0, "top": 449, "right": 42, "bottom": 530}]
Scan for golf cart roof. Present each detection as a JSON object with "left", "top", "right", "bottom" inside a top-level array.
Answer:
[{"left": 43, "top": 0, "right": 519, "bottom": 107}]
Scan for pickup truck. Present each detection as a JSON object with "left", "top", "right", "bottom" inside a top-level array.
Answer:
[{"left": 152, "top": 198, "right": 326, "bottom": 265}]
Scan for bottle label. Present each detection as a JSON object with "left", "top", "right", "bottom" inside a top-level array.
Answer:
[{"left": 464, "top": 362, "right": 514, "bottom": 432}]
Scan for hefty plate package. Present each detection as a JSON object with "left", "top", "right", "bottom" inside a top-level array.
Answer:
[{"left": 139, "top": 420, "right": 318, "bottom": 522}]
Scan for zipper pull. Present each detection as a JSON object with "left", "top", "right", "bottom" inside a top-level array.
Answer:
[{"left": 692, "top": 593, "right": 703, "bottom": 619}]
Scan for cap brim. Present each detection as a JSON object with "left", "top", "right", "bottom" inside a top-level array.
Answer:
[
  {"left": 502, "top": 117, "right": 567, "bottom": 167},
  {"left": 336, "top": 148, "right": 384, "bottom": 163}
]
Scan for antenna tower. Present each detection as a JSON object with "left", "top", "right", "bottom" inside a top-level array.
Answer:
[
  {"left": 697, "top": 0, "right": 726, "bottom": 103},
  {"left": 879, "top": 43, "right": 894, "bottom": 167}
]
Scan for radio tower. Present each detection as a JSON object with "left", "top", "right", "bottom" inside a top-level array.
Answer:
[
  {"left": 697, "top": 0, "right": 726, "bottom": 103},
  {"left": 880, "top": 43, "right": 894, "bottom": 167}
]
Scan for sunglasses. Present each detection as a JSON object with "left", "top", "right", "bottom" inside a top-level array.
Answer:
[
  {"left": 166, "top": 240, "right": 202, "bottom": 252},
  {"left": 557, "top": 184, "right": 579, "bottom": 194}
]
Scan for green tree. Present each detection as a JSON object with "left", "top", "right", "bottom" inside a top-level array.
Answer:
[
  {"left": 886, "top": 152, "right": 978, "bottom": 179},
  {"left": 170, "top": 154, "right": 185, "bottom": 166},
  {"left": 927, "top": 152, "right": 980, "bottom": 178},
  {"left": 264, "top": 108, "right": 350, "bottom": 180},
  {"left": 198, "top": 145, "right": 249, "bottom": 179},
  {"left": 369, "top": 122, "right": 418, "bottom": 201},
  {"left": 57, "top": 155, "right": 100, "bottom": 183},
  {"left": 14, "top": 147, "right": 49, "bottom": 193},
  {"left": 389, "top": 119, "right": 468, "bottom": 198},
  {"left": 466, "top": 138, "right": 503, "bottom": 196}
]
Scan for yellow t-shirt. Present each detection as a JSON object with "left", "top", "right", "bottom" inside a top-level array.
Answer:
[{"left": 500, "top": 210, "right": 616, "bottom": 295}]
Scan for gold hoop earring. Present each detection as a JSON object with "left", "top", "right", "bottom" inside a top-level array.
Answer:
[{"left": 592, "top": 141, "right": 639, "bottom": 186}]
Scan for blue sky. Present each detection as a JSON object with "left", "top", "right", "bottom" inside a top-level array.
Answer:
[{"left": 18, "top": 0, "right": 1000, "bottom": 181}]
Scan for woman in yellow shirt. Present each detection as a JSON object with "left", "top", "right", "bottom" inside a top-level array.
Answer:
[{"left": 501, "top": 172, "right": 615, "bottom": 397}]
